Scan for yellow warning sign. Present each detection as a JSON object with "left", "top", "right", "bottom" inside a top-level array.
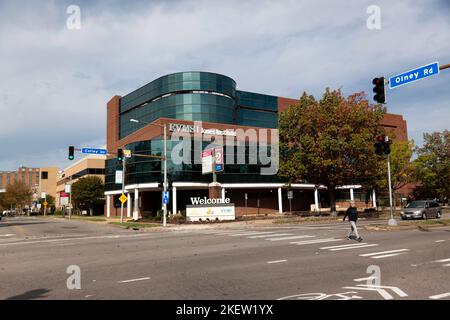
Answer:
[
  {"left": 43, "top": 201, "right": 48, "bottom": 207},
  {"left": 119, "top": 194, "right": 128, "bottom": 204}
]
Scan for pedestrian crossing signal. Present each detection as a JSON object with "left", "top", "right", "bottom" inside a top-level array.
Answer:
[{"left": 68, "top": 146, "right": 75, "bottom": 160}]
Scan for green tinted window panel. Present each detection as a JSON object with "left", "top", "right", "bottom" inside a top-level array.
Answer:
[
  {"left": 120, "top": 72, "right": 236, "bottom": 113},
  {"left": 236, "top": 90, "right": 278, "bottom": 112}
]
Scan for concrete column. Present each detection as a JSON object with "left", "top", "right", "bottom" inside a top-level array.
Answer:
[
  {"left": 350, "top": 188, "right": 354, "bottom": 202},
  {"left": 278, "top": 188, "right": 283, "bottom": 213},
  {"left": 221, "top": 187, "right": 226, "bottom": 201},
  {"left": 106, "top": 195, "right": 111, "bottom": 218},
  {"left": 314, "top": 188, "right": 319, "bottom": 212},
  {"left": 372, "top": 189, "right": 377, "bottom": 208},
  {"left": 126, "top": 192, "right": 131, "bottom": 218},
  {"left": 133, "top": 188, "right": 139, "bottom": 221},
  {"left": 172, "top": 187, "right": 177, "bottom": 216}
]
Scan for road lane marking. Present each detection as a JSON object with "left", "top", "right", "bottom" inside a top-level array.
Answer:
[
  {"left": 230, "top": 232, "right": 276, "bottom": 236},
  {"left": 371, "top": 252, "right": 407, "bottom": 259},
  {"left": 118, "top": 277, "right": 151, "bottom": 283},
  {"left": 0, "top": 234, "right": 15, "bottom": 237},
  {"left": 435, "top": 240, "right": 446, "bottom": 243},
  {"left": 266, "top": 235, "right": 315, "bottom": 241},
  {"left": 0, "top": 233, "right": 154, "bottom": 246},
  {"left": 290, "top": 238, "right": 342, "bottom": 245},
  {"left": 429, "top": 292, "right": 450, "bottom": 300},
  {"left": 267, "top": 259, "right": 287, "bottom": 264},
  {"left": 434, "top": 258, "right": 450, "bottom": 263},
  {"left": 328, "top": 244, "right": 379, "bottom": 251},
  {"left": 247, "top": 233, "right": 292, "bottom": 239},
  {"left": 359, "top": 249, "right": 409, "bottom": 257}
]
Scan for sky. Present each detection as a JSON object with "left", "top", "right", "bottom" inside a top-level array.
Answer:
[{"left": 0, "top": 0, "right": 449, "bottom": 171}]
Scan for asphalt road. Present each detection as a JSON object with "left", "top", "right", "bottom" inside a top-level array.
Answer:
[{"left": 0, "top": 216, "right": 449, "bottom": 300}]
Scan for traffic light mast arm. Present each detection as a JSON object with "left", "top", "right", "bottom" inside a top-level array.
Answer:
[{"left": 439, "top": 63, "right": 450, "bottom": 71}]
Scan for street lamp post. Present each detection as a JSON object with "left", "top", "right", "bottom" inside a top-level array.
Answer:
[{"left": 130, "top": 118, "right": 168, "bottom": 227}]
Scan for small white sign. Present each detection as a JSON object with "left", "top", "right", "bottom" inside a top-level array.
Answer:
[
  {"left": 115, "top": 170, "right": 123, "bottom": 184},
  {"left": 65, "top": 184, "right": 71, "bottom": 194},
  {"left": 186, "top": 204, "right": 235, "bottom": 222},
  {"left": 202, "top": 149, "right": 213, "bottom": 175},
  {"left": 41, "top": 192, "right": 46, "bottom": 199}
]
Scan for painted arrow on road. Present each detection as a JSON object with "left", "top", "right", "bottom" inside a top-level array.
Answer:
[{"left": 343, "top": 284, "right": 408, "bottom": 300}]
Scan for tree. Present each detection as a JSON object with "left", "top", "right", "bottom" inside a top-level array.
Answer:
[
  {"left": 278, "top": 89, "right": 386, "bottom": 214},
  {"left": 37, "top": 194, "right": 56, "bottom": 213},
  {"left": 374, "top": 140, "right": 415, "bottom": 205},
  {"left": 71, "top": 176, "right": 104, "bottom": 215},
  {"left": 413, "top": 130, "right": 450, "bottom": 203},
  {"left": 2, "top": 181, "right": 32, "bottom": 214}
]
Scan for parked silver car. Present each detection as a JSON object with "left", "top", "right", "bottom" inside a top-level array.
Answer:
[{"left": 400, "top": 200, "right": 441, "bottom": 220}]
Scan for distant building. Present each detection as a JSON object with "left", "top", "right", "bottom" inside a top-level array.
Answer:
[
  {"left": 56, "top": 155, "right": 106, "bottom": 211},
  {"left": 0, "top": 166, "right": 58, "bottom": 208}
]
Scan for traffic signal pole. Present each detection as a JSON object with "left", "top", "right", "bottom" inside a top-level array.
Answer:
[
  {"left": 120, "top": 156, "right": 126, "bottom": 224},
  {"left": 387, "top": 152, "right": 397, "bottom": 226}
]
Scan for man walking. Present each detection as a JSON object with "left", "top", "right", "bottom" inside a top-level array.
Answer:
[{"left": 343, "top": 201, "right": 362, "bottom": 242}]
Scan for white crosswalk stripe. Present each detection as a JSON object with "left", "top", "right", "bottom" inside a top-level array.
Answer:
[
  {"left": 290, "top": 238, "right": 343, "bottom": 245},
  {"left": 229, "top": 231, "right": 277, "bottom": 237},
  {"left": 433, "top": 258, "right": 450, "bottom": 267},
  {"left": 326, "top": 244, "right": 379, "bottom": 251},
  {"left": 247, "top": 233, "right": 293, "bottom": 239},
  {"left": 266, "top": 235, "right": 316, "bottom": 241},
  {"left": 359, "top": 249, "right": 409, "bottom": 259}
]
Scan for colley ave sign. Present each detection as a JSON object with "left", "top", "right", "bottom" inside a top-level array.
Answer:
[
  {"left": 169, "top": 123, "right": 237, "bottom": 137},
  {"left": 190, "top": 197, "right": 231, "bottom": 205}
]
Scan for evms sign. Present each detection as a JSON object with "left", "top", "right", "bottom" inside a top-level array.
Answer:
[{"left": 389, "top": 62, "right": 439, "bottom": 89}]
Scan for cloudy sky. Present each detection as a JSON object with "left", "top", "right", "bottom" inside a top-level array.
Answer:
[{"left": 0, "top": 0, "right": 449, "bottom": 171}]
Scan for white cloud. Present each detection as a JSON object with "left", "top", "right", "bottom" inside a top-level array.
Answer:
[{"left": 0, "top": 0, "right": 449, "bottom": 170}]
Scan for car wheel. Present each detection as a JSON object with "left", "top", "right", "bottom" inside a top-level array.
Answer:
[
  {"left": 436, "top": 211, "right": 441, "bottom": 219},
  {"left": 422, "top": 213, "right": 427, "bottom": 220}
]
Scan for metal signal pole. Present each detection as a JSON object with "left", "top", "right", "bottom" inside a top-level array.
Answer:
[
  {"left": 120, "top": 157, "right": 126, "bottom": 224},
  {"left": 386, "top": 137, "right": 397, "bottom": 226}
]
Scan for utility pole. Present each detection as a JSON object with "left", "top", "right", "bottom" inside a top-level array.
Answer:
[
  {"left": 163, "top": 124, "right": 167, "bottom": 227},
  {"left": 120, "top": 156, "right": 126, "bottom": 224},
  {"left": 386, "top": 136, "right": 396, "bottom": 226}
]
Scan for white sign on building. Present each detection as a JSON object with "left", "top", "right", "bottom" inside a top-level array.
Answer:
[
  {"left": 115, "top": 170, "right": 123, "bottom": 184},
  {"left": 186, "top": 203, "right": 235, "bottom": 222},
  {"left": 201, "top": 150, "right": 213, "bottom": 174}
]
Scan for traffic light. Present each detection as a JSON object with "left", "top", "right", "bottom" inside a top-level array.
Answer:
[
  {"left": 68, "top": 146, "right": 75, "bottom": 160},
  {"left": 374, "top": 134, "right": 391, "bottom": 155},
  {"left": 372, "top": 77, "right": 386, "bottom": 104},
  {"left": 374, "top": 135, "right": 384, "bottom": 155},
  {"left": 117, "top": 148, "right": 124, "bottom": 162},
  {"left": 382, "top": 136, "right": 391, "bottom": 155}
]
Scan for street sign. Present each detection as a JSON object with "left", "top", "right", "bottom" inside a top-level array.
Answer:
[
  {"left": 124, "top": 149, "right": 132, "bottom": 158},
  {"left": 115, "top": 170, "right": 123, "bottom": 184},
  {"left": 202, "top": 149, "right": 213, "bottom": 174},
  {"left": 162, "top": 191, "right": 169, "bottom": 204},
  {"left": 288, "top": 190, "right": 293, "bottom": 199},
  {"left": 81, "top": 148, "right": 108, "bottom": 155},
  {"left": 214, "top": 147, "right": 224, "bottom": 172},
  {"left": 65, "top": 184, "right": 71, "bottom": 194},
  {"left": 41, "top": 192, "right": 46, "bottom": 199},
  {"left": 119, "top": 193, "right": 128, "bottom": 204},
  {"left": 43, "top": 201, "right": 48, "bottom": 207},
  {"left": 389, "top": 61, "right": 439, "bottom": 89}
]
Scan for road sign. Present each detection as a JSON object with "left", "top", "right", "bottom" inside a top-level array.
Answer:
[
  {"left": 288, "top": 190, "right": 293, "bottom": 199},
  {"left": 162, "top": 191, "right": 169, "bottom": 204},
  {"left": 115, "top": 170, "right": 123, "bottom": 184},
  {"left": 124, "top": 149, "right": 132, "bottom": 158},
  {"left": 214, "top": 147, "right": 224, "bottom": 172},
  {"left": 81, "top": 148, "right": 108, "bottom": 155},
  {"left": 65, "top": 184, "right": 71, "bottom": 194},
  {"left": 119, "top": 193, "right": 128, "bottom": 204},
  {"left": 43, "top": 201, "right": 48, "bottom": 207},
  {"left": 389, "top": 61, "right": 439, "bottom": 89},
  {"left": 41, "top": 192, "right": 46, "bottom": 199}
]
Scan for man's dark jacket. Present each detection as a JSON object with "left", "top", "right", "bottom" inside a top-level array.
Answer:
[{"left": 343, "top": 206, "right": 358, "bottom": 222}]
